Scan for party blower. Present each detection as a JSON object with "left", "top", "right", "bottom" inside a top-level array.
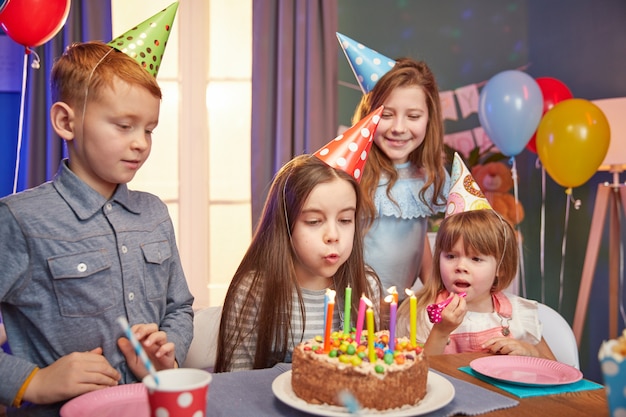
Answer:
[{"left": 427, "top": 292, "right": 467, "bottom": 324}]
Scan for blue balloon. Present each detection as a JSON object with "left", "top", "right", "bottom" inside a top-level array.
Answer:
[{"left": 478, "top": 70, "right": 543, "bottom": 156}]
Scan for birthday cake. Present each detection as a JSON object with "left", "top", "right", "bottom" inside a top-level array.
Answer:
[{"left": 291, "top": 331, "right": 428, "bottom": 410}]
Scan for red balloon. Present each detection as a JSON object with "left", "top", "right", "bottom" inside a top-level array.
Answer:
[
  {"left": 0, "top": 0, "right": 70, "bottom": 48},
  {"left": 526, "top": 77, "right": 573, "bottom": 153}
]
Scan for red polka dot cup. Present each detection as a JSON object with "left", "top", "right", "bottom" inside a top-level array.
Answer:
[{"left": 143, "top": 368, "right": 212, "bottom": 417}]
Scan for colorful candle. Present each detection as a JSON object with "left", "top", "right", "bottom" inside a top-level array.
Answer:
[
  {"left": 389, "top": 298, "right": 397, "bottom": 351},
  {"left": 366, "top": 304, "right": 376, "bottom": 363},
  {"left": 323, "top": 289, "right": 336, "bottom": 352},
  {"left": 406, "top": 288, "right": 417, "bottom": 346},
  {"left": 355, "top": 294, "right": 368, "bottom": 343},
  {"left": 343, "top": 286, "right": 352, "bottom": 334},
  {"left": 323, "top": 289, "right": 329, "bottom": 326},
  {"left": 384, "top": 294, "right": 397, "bottom": 351}
]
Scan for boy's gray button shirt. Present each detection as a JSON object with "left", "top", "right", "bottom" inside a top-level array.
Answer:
[{"left": 0, "top": 160, "right": 194, "bottom": 406}]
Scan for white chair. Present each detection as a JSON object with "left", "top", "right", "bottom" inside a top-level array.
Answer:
[
  {"left": 537, "top": 302, "right": 580, "bottom": 369},
  {"left": 182, "top": 305, "right": 222, "bottom": 371}
]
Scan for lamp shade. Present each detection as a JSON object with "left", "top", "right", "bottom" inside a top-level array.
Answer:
[{"left": 592, "top": 97, "right": 626, "bottom": 172}]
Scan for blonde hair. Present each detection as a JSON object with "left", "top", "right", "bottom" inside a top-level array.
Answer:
[
  {"left": 352, "top": 58, "right": 448, "bottom": 222},
  {"left": 51, "top": 41, "right": 161, "bottom": 108}
]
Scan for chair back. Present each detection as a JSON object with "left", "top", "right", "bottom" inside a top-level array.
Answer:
[
  {"left": 537, "top": 302, "right": 580, "bottom": 369},
  {"left": 182, "top": 305, "right": 222, "bottom": 371}
]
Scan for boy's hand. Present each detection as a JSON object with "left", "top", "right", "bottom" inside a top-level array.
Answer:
[
  {"left": 117, "top": 323, "right": 176, "bottom": 380},
  {"left": 23, "top": 347, "right": 120, "bottom": 404}
]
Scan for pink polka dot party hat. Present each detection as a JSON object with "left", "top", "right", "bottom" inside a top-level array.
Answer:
[
  {"left": 446, "top": 152, "right": 493, "bottom": 217},
  {"left": 336, "top": 32, "right": 396, "bottom": 94},
  {"left": 107, "top": 2, "right": 178, "bottom": 77},
  {"left": 313, "top": 105, "right": 384, "bottom": 182}
]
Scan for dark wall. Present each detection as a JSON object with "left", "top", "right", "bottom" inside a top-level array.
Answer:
[{"left": 338, "top": 0, "right": 626, "bottom": 383}]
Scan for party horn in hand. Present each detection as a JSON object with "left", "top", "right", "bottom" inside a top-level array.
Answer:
[{"left": 427, "top": 292, "right": 467, "bottom": 323}]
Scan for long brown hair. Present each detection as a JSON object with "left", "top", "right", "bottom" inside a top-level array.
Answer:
[
  {"left": 215, "top": 155, "right": 381, "bottom": 371},
  {"left": 352, "top": 58, "right": 447, "bottom": 221}
]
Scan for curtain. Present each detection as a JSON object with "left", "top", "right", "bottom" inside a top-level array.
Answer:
[
  {"left": 18, "top": 1, "right": 111, "bottom": 191},
  {"left": 250, "top": 0, "right": 338, "bottom": 228}
]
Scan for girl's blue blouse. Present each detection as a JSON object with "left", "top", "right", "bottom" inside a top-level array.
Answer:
[
  {"left": 373, "top": 162, "right": 450, "bottom": 219},
  {"left": 364, "top": 162, "right": 450, "bottom": 300}
]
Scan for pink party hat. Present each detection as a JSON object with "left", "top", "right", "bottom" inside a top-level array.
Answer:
[
  {"left": 336, "top": 33, "right": 396, "bottom": 94},
  {"left": 314, "top": 105, "right": 384, "bottom": 182},
  {"left": 445, "top": 153, "right": 492, "bottom": 217},
  {"left": 108, "top": 2, "right": 178, "bottom": 77}
]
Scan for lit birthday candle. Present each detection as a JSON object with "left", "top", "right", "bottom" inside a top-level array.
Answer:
[
  {"left": 387, "top": 285, "right": 398, "bottom": 304},
  {"left": 405, "top": 288, "right": 417, "bottom": 347},
  {"left": 385, "top": 294, "right": 397, "bottom": 351},
  {"left": 355, "top": 294, "right": 368, "bottom": 343},
  {"left": 343, "top": 285, "right": 352, "bottom": 335},
  {"left": 366, "top": 300, "right": 376, "bottom": 363},
  {"left": 323, "top": 289, "right": 336, "bottom": 352}
]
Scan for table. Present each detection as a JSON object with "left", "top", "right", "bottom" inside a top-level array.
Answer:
[
  {"left": 429, "top": 352, "right": 609, "bottom": 417},
  {"left": 2, "top": 353, "right": 610, "bottom": 417}
]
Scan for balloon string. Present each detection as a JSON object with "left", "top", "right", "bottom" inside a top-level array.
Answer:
[
  {"left": 13, "top": 52, "right": 29, "bottom": 195},
  {"left": 537, "top": 158, "right": 546, "bottom": 303},
  {"left": 558, "top": 190, "right": 571, "bottom": 312},
  {"left": 509, "top": 157, "right": 526, "bottom": 297},
  {"left": 558, "top": 189, "right": 581, "bottom": 312},
  {"left": 618, "top": 226, "right": 626, "bottom": 323}
]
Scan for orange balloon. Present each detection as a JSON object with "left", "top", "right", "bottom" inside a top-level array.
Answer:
[{"left": 536, "top": 99, "right": 610, "bottom": 188}]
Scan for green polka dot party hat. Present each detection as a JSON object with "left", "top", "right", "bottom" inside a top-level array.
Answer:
[{"left": 107, "top": 2, "right": 178, "bottom": 77}]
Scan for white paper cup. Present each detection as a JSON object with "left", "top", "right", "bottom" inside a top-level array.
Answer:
[{"left": 599, "top": 341, "right": 626, "bottom": 417}]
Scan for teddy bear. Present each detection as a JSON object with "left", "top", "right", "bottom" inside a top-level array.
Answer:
[{"left": 471, "top": 161, "right": 525, "bottom": 226}]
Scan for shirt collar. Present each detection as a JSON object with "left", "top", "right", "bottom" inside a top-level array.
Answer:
[{"left": 53, "top": 159, "right": 141, "bottom": 219}]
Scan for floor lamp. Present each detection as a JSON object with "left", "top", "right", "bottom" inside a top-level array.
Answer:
[{"left": 573, "top": 97, "right": 626, "bottom": 347}]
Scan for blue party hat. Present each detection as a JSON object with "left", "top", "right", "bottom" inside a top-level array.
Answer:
[{"left": 336, "top": 32, "right": 396, "bottom": 94}]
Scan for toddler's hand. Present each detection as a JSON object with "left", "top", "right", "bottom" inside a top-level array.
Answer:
[{"left": 482, "top": 337, "right": 539, "bottom": 357}]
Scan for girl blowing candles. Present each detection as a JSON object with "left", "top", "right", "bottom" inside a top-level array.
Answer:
[
  {"left": 215, "top": 111, "right": 383, "bottom": 372},
  {"left": 396, "top": 154, "right": 556, "bottom": 360},
  {"left": 338, "top": 34, "right": 450, "bottom": 310}
]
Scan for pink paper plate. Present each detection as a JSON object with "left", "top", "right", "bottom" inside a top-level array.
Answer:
[
  {"left": 469, "top": 356, "right": 583, "bottom": 386},
  {"left": 60, "top": 383, "right": 149, "bottom": 417}
]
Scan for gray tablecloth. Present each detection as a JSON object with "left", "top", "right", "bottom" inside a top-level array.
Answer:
[{"left": 207, "top": 363, "right": 519, "bottom": 417}]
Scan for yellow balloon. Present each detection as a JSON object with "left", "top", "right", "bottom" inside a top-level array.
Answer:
[{"left": 536, "top": 98, "right": 610, "bottom": 188}]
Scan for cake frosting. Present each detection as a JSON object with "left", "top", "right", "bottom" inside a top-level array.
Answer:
[{"left": 291, "top": 330, "right": 428, "bottom": 411}]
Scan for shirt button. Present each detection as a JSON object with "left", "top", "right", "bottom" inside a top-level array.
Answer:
[
  {"left": 121, "top": 245, "right": 128, "bottom": 254},
  {"left": 128, "top": 292, "right": 135, "bottom": 301},
  {"left": 77, "top": 263, "right": 87, "bottom": 272},
  {"left": 105, "top": 203, "right": 113, "bottom": 211}
]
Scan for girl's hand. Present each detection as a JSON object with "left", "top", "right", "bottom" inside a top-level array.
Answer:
[
  {"left": 482, "top": 336, "right": 557, "bottom": 360},
  {"left": 438, "top": 294, "right": 466, "bottom": 332},
  {"left": 424, "top": 295, "right": 467, "bottom": 356}
]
